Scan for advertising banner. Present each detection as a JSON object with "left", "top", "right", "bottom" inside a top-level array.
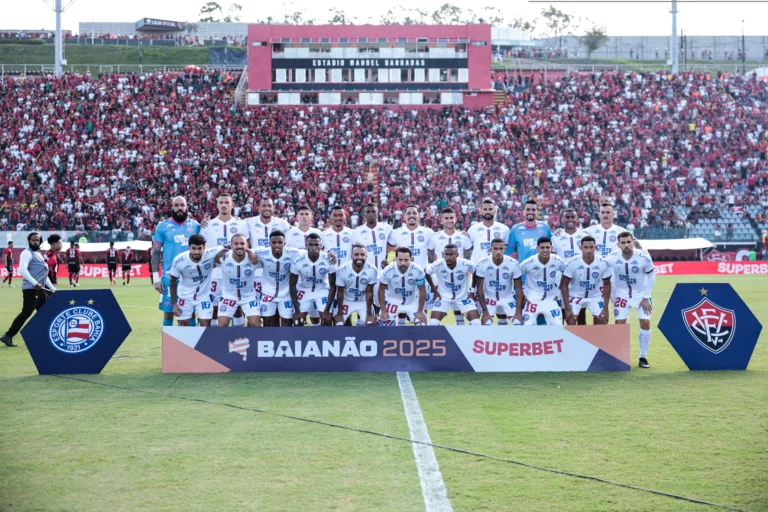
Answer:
[
  {"left": 653, "top": 261, "right": 768, "bottom": 276},
  {"left": 1, "top": 264, "right": 151, "bottom": 279},
  {"left": 162, "top": 325, "right": 630, "bottom": 373}
]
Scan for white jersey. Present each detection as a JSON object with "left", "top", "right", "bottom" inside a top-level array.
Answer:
[
  {"left": 217, "top": 251, "right": 259, "bottom": 301},
  {"left": 379, "top": 262, "right": 426, "bottom": 305},
  {"left": 428, "top": 230, "right": 472, "bottom": 259},
  {"left": 352, "top": 222, "right": 393, "bottom": 268},
  {"left": 336, "top": 260, "right": 378, "bottom": 303},
  {"left": 586, "top": 224, "right": 626, "bottom": 257},
  {"left": 426, "top": 258, "right": 476, "bottom": 301},
  {"left": 519, "top": 254, "right": 567, "bottom": 301},
  {"left": 246, "top": 216, "right": 291, "bottom": 251},
  {"left": 606, "top": 250, "right": 655, "bottom": 299},
  {"left": 284, "top": 226, "right": 322, "bottom": 250},
  {"left": 290, "top": 251, "right": 336, "bottom": 294},
  {"left": 200, "top": 217, "right": 249, "bottom": 279},
  {"left": 552, "top": 229, "right": 589, "bottom": 260},
  {"left": 563, "top": 255, "right": 611, "bottom": 299},
  {"left": 168, "top": 247, "right": 222, "bottom": 301},
  {"left": 467, "top": 221, "right": 511, "bottom": 263},
  {"left": 474, "top": 255, "right": 522, "bottom": 301},
  {"left": 322, "top": 227, "right": 354, "bottom": 264},
  {"left": 255, "top": 247, "right": 300, "bottom": 299},
  {"left": 388, "top": 226, "right": 434, "bottom": 269}
]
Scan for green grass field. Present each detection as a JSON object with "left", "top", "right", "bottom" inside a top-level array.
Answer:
[{"left": 0, "top": 275, "right": 765, "bottom": 511}]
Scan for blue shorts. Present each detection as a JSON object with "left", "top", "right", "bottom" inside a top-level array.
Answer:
[{"left": 158, "top": 276, "right": 174, "bottom": 313}]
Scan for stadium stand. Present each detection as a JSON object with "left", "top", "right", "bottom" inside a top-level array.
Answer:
[{"left": 0, "top": 70, "right": 766, "bottom": 241}]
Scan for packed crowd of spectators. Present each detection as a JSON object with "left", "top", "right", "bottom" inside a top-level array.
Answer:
[{"left": 1, "top": 69, "right": 767, "bottom": 238}]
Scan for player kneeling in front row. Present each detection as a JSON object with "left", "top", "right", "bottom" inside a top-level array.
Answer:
[
  {"left": 474, "top": 238, "right": 524, "bottom": 325},
  {"left": 519, "top": 237, "right": 566, "bottom": 325},
  {"left": 169, "top": 234, "right": 224, "bottom": 326},
  {"left": 607, "top": 232, "right": 656, "bottom": 368},
  {"left": 257, "top": 230, "right": 300, "bottom": 326},
  {"left": 290, "top": 233, "right": 337, "bottom": 326},
  {"left": 560, "top": 236, "right": 612, "bottom": 325},
  {"left": 378, "top": 247, "right": 427, "bottom": 326},
  {"left": 215, "top": 233, "right": 261, "bottom": 327},
  {"left": 425, "top": 244, "right": 481, "bottom": 326},
  {"left": 334, "top": 244, "right": 378, "bottom": 326}
]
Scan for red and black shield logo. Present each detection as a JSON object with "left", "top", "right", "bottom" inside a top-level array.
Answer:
[{"left": 682, "top": 298, "right": 736, "bottom": 354}]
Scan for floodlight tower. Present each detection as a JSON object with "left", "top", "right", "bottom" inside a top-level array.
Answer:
[
  {"left": 55, "top": 0, "right": 62, "bottom": 77},
  {"left": 670, "top": 0, "right": 678, "bottom": 74}
]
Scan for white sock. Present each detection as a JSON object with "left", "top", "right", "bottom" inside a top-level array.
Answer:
[
  {"left": 497, "top": 317, "right": 508, "bottom": 326},
  {"left": 233, "top": 316, "right": 245, "bottom": 327},
  {"left": 429, "top": 319, "right": 441, "bottom": 326},
  {"left": 469, "top": 319, "right": 481, "bottom": 326},
  {"left": 454, "top": 313, "right": 465, "bottom": 325},
  {"left": 397, "top": 317, "right": 407, "bottom": 326},
  {"left": 639, "top": 329, "right": 651, "bottom": 358}
]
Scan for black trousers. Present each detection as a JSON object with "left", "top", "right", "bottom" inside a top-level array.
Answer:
[{"left": 6, "top": 288, "right": 50, "bottom": 338}]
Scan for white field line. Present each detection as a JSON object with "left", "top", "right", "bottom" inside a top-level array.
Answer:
[{"left": 396, "top": 371, "right": 452, "bottom": 512}]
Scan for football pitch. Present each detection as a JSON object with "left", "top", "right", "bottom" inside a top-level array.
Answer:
[{"left": 0, "top": 275, "right": 765, "bottom": 511}]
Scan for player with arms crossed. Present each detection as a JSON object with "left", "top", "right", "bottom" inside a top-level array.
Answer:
[
  {"left": 168, "top": 234, "right": 224, "bottom": 327},
  {"left": 290, "top": 233, "right": 337, "bottom": 326},
  {"left": 425, "top": 244, "right": 481, "bottom": 326},
  {"left": 334, "top": 244, "right": 378, "bottom": 326},
  {"left": 285, "top": 205, "right": 322, "bottom": 249},
  {"left": 519, "top": 237, "right": 567, "bottom": 325},
  {"left": 66, "top": 242, "right": 83, "bottom": 287},
  {"left": 201, "top": 194, "right": 249, "bottom": 325},
  {"left": 215, "top": 233, "right": 261, "bottom": 327},
  {"left": 474, "top": 238, "right": 524, "bottom": 326},
  {"left": 152, "top": 196, "right": 201, "bottom": 326},
  {"left": 428, "top": 207, "right": 472, "bottom": 325},
  {"left": 2, "top": 241, "right": 14, "bottom": 288},
  {"left": 257, "top": 230, "right": 300, "bottom": 327},
  {"left": 120, "top": 246, "right": 135, "bottom": 286},
  {"left": 106, "top": 242, "right": 118, "bottom": 286},
  {"left": 559, "top": 236, "right": 612, "bottom": 325},
  {"left": 378, "top": 247, "right": 428, "bottom": 326},
  {"left": 607, "top": 232, "right": 656, "bottom": 368}
]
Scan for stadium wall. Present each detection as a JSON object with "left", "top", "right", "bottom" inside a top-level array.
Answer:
[{"left": 532, "top": 35, "right": 768, "bottom": 61}]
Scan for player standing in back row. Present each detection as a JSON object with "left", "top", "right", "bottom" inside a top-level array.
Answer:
[
  {"left": 428, "top": 207, "right": 471, "bottom": 325},
  {"left": 200, "top": 193, "right": 249, "bottom": 324},
  {"left": 285, "top": 205, "right": 322, "bottom": 249},
  {"left": 246, "top": 198, "right": 291, "bottom": 305},
  {"left": 152, "top": 196, "right": 201, "bottom": 326},
  {"left": 352, "top": 203, "right": 393, "bottom": 314},
  {"left": 467, "top": 199, "right": 510, "bottom": 264},
  {"left": 388, "top": 205, "right": 434, "bottom": 314}
]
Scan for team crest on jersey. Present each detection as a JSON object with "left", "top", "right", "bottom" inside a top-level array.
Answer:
[
  {"left": 592, "top": 271, "right": 600, "bottom": 278},
  {"left": 360, "top": 278, "right": 369, "bottom": 286},
  {"left": 230, "top": 227, "right": 238, "bottom": 233},
  {"left": 244, "top": 269, "right": 252, "bottom": 277},
  {"left": 270, "top": 227, "right": 278, "bottom": 233},
  {"left": 204, "top": 263, "right": 212, "bottom": 270},
  {"left": 49, "top": 307, "right": 104, "bottom": 354},
  {"left": 318, "top": 268, "right": 327, "bottom": 276},
  {"left": 456, "top": 273, "right": 465, "bottom": 281},
  {"left": 493, "top": 231, "right": 500, "bottom": 238},
  {"left": 502, "top": 272, "right": 510, "bottom": 280},
  {"left": 408, "top": 279, "right": 415, "bottom": 286},
  {"left": 631, "top": 266, "right": 640, "bottom": 274},
  {"left": 343, "top": 236, "right": 350, "bottom": 243},
  {"left": 417, "top": 236, "right": 425, "bottom": 243},
  {"left": 609, "top": 235, "right": 617, "bottom": 242},
  {"left": 455, "top": 241, "right": 462, "bottom": 248},
  {"left": 682, "top": 298, "right": 735, "bottom": 354},
  {"left": 550, "top": 271, "right": 557, "bottom": 278}
]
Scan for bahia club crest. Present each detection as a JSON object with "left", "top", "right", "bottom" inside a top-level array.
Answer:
[{"left": 49, "top": 306, "right": 105, "bottom": 354}]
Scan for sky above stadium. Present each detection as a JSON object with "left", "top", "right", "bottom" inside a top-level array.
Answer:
[{"left": 5, "top": 0, "right": 766, "bottom": 37}]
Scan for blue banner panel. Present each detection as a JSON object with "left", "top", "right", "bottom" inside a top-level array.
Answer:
[
  {"left": 658, "top": 283, "right": 762, "bottom": 370},
  {"left": 162, "top": 325, "right": 631, "bottom": 373},
  {"left": 21, "top": 290, "right": 132, "bottom": 375}
]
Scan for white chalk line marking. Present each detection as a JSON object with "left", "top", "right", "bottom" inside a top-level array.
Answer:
[{"left": 397, "top": 371, "right": 452, "bottom": 512}]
